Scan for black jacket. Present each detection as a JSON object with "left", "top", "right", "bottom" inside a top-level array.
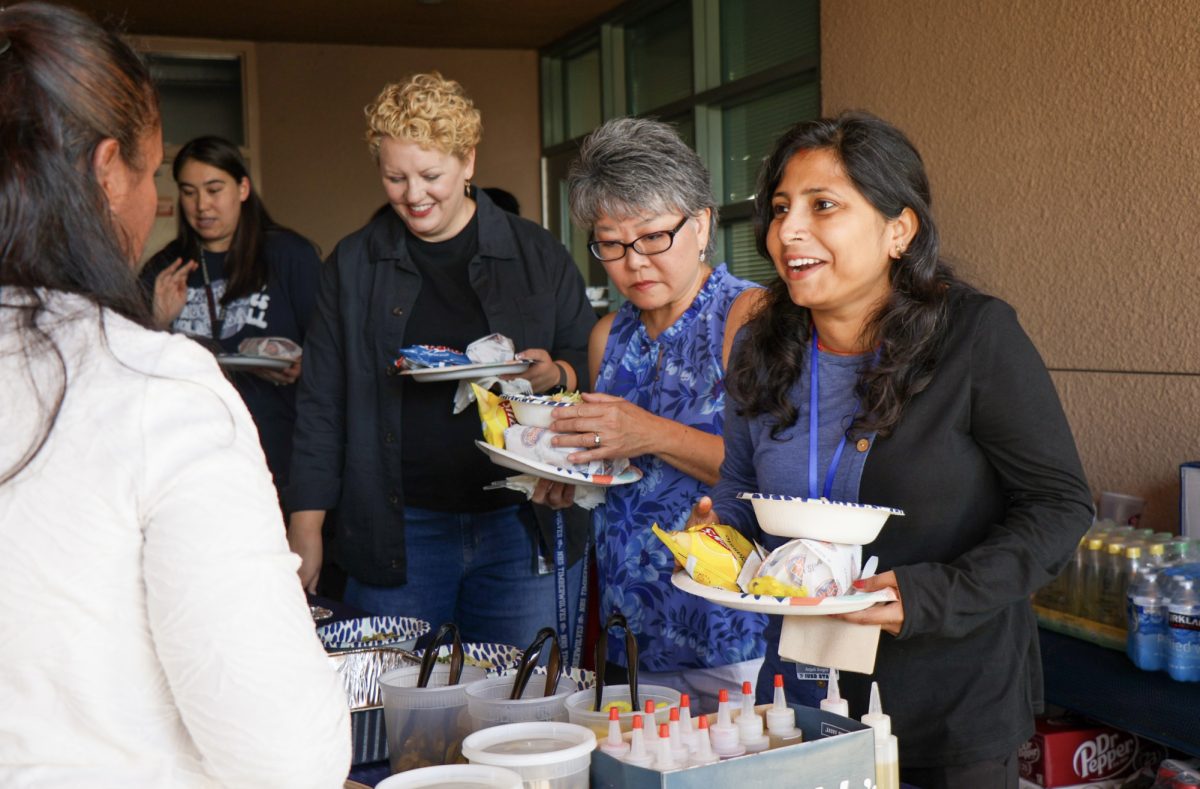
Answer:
[
  {"left": 852, "top": 292, "right": 1093, "bottom": 765},
  {"left": 287, "top": 190, "right": 597, "bottom": 585},
  {"left": 725, "top": 291, "right": 1093, "bottom": 767}
]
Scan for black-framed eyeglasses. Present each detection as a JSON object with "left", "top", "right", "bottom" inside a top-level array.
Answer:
[{"left": 588, "top": 216, "right": 689, "bottom": 261}]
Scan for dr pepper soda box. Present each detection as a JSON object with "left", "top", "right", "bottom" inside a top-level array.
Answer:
[{"left": 1019, "top": 716, "right": 1167, "bottom": 787}]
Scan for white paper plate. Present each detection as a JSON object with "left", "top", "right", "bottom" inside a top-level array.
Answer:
[
  {"left": 670, "top": 570, "right": 897, "bottom": 616},
  {"left": 216, "top": 355, "right": 293, "bottom": 371},
  {"left": 400, "top": 360, "right": 531, "bottom": 382},
  {"left": 476, "top": 440, "right": 641, "bottom": 488}
]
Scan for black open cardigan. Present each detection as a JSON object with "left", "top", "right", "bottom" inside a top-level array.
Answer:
[
  {"left": 733, "top": 290, "right": 1094, "bottom": 767},
  {"left": 287, "top": 190, "right": 596, "bottom": 585}
]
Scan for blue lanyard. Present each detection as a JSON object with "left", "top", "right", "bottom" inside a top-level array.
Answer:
[{"left": 808, "top": 329, "right": 872, "bottom": 500}]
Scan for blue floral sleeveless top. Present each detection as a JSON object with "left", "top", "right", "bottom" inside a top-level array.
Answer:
[{"left": 595, "top": 264, "right": 768, "bottom": 671}]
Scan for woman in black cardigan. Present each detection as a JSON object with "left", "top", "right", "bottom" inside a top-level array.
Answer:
[{"left": 691, "top": 112, "right": 1093, "bottom": 789}]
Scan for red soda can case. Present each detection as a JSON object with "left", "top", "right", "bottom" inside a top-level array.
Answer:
[
  {"left": 1159, "top": 759, "right": 1194, "bottom": 785},
  {"left": 1019, "top": 715, "right": 1167, "bottom": 787},
  {"left": 1173, "top": 771, "right": 1200, "bottom": 789}
]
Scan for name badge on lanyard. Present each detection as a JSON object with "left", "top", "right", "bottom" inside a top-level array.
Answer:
[{"left": 795, "top": 664, "right": 831, "bottom": 682}]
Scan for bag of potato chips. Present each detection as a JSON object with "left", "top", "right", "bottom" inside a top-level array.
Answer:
[
  {"left": 652, "top": 523, "right": 757, "bottom": 592},
  {"left": 471, "top": 383, "right": 515, "bottom": 448}
]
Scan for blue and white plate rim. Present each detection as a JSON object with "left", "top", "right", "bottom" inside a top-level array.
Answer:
[
  {"left": 502, "top": 393, "right": 576, "bottom": 407},
  {"left": 475, "top": 440, "right": 642, "bottom": 487}
]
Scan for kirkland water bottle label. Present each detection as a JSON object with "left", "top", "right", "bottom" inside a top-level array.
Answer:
[
  {"left": 1170, "top": 612, "right": 1200, "bottom": 632},
  {"left": 1168, "top": 611, "right": 1200, "bottom": 680}
]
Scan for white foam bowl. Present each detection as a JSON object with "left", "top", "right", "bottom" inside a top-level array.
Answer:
[
  {"left": 738, "top": 493, "right": 903, "bottom": 544},
  {"left": 506, "top": 395, "right": 574, "bottom": 429}
]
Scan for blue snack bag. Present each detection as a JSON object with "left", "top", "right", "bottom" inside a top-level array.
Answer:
[{"left": 394, "top": 344, "right": 470, "bottom": 370}]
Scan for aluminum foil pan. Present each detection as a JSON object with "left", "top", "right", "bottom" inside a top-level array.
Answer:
[{"left": 328, "top": 647, "right": 420, "bottom": 711}]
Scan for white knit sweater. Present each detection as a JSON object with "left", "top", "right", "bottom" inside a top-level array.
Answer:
[{"left": 0, "top": 292, "right": 350, "bottom": 788}]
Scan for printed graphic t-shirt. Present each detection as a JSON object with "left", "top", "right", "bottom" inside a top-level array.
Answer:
[{"left": 141, "top": 231, "right": 322, "bottom": 498}]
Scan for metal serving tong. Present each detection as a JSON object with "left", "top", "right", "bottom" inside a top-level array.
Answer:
[
  {"left": 509, "top": 627, "right": 562, "bottom": 699},
  {"left": 416, "top": 622, "right": 463, "bottom": 688},
  {"left": 593, "top": 612, "right": 640, "bottom": 713}
]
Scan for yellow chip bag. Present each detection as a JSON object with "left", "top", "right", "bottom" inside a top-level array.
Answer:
[
  {"left": 472, "top": 383, "right": 515, "bottom": 448},
  {"left": 652, "top": 522, "right": 755, "bottom": 592}
]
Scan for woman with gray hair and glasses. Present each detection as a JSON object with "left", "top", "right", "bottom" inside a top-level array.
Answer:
[{"left": 533, "top": 117, "right": 767, "bottom": 709}]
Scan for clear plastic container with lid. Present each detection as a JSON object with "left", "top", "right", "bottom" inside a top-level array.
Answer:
[
  {"left": 465, "top": 674, "right": 576, "bottom": 731},
  {"left": 564, "top": 684, "right": 679, "bottom": 737},
  {"left": 461, "top": 721, "right": 597, "bottom": 789},
  {"left": 379, "top": 663, "right": 489, "bottom": 773},
  {"left": 376, "top": 764, "right": 524, "bottom": 789}
]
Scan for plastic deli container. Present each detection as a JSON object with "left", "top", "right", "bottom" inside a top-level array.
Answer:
[
  {"left": 462, "top": 722, "right": 596, "bottom": 789},
  {"left": 466, "top": 674, "right": 577, "bottom": 731},
  {"left": 376, "top": 763, "right": 524, "bottom": 789},
  {"left": 378, "top": 663, "right": 489, "bottom": 773},
  {"left": 564, "top": 683, "right": 680, "bottom": 737}
]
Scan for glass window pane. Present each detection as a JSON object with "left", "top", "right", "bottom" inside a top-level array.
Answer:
[
  {"left": 722, "top": 81, "right": 820, "bottom": 205},
  {"left": 721, "top": 0, "right": 819, "bottom": 84},
  {"left": 625, "top": 1, "right": 693, "bottom": 115},
  {"left": 723, "top": 220, "right": 776, "bottom": 285},
  {"left": 663, "top": 113, "right": 695, "bottom": 150},
  {"left": 563, "top": 46, "right": 602, "bottom": 141},
  {"left": 147, "top": 54, "right": 244, "bottom": 147}
]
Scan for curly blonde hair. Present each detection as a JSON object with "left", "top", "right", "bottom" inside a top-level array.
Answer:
[{"left": 365, "top": 72, "right": 482, "bottom": 161}]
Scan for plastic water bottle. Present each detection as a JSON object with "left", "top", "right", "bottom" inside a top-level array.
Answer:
[
  {"left": 1128, "top": 567, "right": 1166, "bottom": 671},
  {"left": 1099, "top": 542, "right": 1128, "bottom": 627},
  {"left": 1058, "top": 536, "right": 1087, "bottom": 614},
  {"left": 1165, "top": 537, "right": 1192, "bottom": 565},
  {"left": 1082, "top": 538, "right": 1106, "bottom": 621},
  {"left": 1166, "top": 577, "right": 1200, "bottom": 682}
]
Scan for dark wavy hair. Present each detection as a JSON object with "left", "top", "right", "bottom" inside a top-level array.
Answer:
[
  {"left": 727, "top": 111, "right": 971, "bottom": 439},
  {"left": 0, "top": 2, "right": 159, "bottom": 484},
  {"left": 172, "top": 135, "right": 289, "bottom": 304}
]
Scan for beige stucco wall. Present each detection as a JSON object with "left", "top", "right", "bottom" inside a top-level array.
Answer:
[
  {"left": 822, "top": 0, "right": 1200, "bottom": 530},
  {"left": 256, "top": 42, "right": 540, "bottom": 255}
]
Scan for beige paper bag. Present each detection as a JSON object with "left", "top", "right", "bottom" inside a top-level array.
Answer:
[{"left": 778, "top": 615, "right": 882, "bottom": 674}]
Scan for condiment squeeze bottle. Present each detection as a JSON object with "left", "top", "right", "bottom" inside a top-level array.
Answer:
[
  {"left": 600, "top": 706, "right": 630, "bottom": 757},
  {"left": 765, "top": 675, "right": 803, "bottom": 749},
  {"left": 642, "top": 700, "right": 658, "bottom": 744},
  {"left": 736, "top": 681, "right": 770, "bottom": 752},
  {"left": 819, "top": 669, "right": 849, "bottom": 718},
  {"left": 654, "top": 723, "right": 681, "bottom": 772},
  {"left": 623, "top": 714, "right": 654, "bottom": 767},
  {"left": 877, "top": 734, "right": 900, "bottom": 789},
  {"left": 860, "top": 683, "right": 899, "bottom": 789},
  {"left": 709, "top": 688, "right": 745, "bottom": 757},
  {"left": 667, "top": 707, "right": 690, "bottom": 762},
  {"left": 679, "top": 693, "right": 699, "bottom": 752},
  {"left": 690, "top": 715, "right": 719, "bottom": 766},
  {"left": 860, "top": 682, "right": 891, "bottom": 741}
]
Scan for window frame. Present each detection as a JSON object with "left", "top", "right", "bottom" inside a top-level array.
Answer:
[{"left": 539, "top": 0, "right": 820, "bottom": 288}]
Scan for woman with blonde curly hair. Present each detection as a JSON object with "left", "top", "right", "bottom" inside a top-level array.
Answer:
[{"left": 287, "top": 72, "right": 596, "bottom": 649}]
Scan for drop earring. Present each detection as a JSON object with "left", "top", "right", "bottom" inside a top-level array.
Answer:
[{"left": 464, "top": 180, "right": 471, "bottom": 197}]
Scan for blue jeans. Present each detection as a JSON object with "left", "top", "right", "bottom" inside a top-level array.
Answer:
[{"left": 344, "top": 504, "right": 584, "bottom": 653}]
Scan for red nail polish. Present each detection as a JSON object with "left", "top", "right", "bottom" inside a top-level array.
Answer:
[{"left": 852, "top": 580, "right": 866, "bottom": 589}]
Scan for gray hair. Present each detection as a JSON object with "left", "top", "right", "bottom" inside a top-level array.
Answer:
[{"left": 567, "top": 117, "right": 719, "bottom": 260}]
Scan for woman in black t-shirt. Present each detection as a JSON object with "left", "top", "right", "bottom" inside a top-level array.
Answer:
[
  {"left": 142, "top": 136, "right": 322, "bottom": 504},
  {"left": 287, "top": 73, "right": 596, "bottom": 652}
]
